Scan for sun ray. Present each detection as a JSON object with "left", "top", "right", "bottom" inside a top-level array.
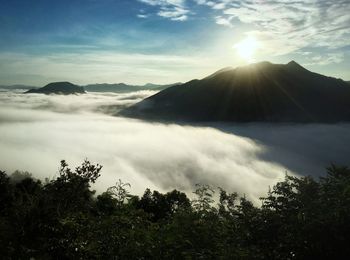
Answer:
[{"left": 234, "top": 36, "right": 259, "bottom": 62}]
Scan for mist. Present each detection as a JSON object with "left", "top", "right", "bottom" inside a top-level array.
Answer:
[{"left": 0, "top": 90, "right": 349, "bottom": 202}]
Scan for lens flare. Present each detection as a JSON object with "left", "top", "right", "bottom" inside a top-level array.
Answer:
[{"left": 234, "top": 36, "right": 259, "bottom": 62}]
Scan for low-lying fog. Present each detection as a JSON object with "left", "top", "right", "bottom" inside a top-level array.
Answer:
[{"left": 0, "top": 90, "right": 349, "bottom": 202}]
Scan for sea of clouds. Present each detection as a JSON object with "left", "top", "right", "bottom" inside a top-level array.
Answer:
[{"left": 0, "top": 90, "right": 349, "bottom": 202}]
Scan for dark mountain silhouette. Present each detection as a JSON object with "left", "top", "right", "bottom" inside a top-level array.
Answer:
[
  {"left": 26, "top": 82, "right": 86, "bottom": 95},
  {"left": 84, "top": 82, "right": 181, "bottom": 93},
  {"left": 122, "top": 61, "right": 350, "bottom": 122}
]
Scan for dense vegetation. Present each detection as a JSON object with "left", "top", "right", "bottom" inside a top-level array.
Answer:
[{"left": 1, "top": 160, "right": 349, "bottom": 259}]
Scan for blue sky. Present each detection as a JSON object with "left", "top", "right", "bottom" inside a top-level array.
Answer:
[{"left": 0, "top": 0, "right": 349, "bottom": 85}]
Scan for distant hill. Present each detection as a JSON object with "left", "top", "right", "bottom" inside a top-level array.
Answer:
[
  {"left": 0, "top": 85, "right": 38, "bottom": 90},
  {"left": 1, "top": 82, "right": 180, "bottom": 93},
  {"left": 84, "top": 82, "right": 181, "bottom": 93},
  {"left": 26, "top": 82, "right": 86, "bottom": 95},
  {"left": 122, "top": 61, "right": 350, "bottom": 122}
]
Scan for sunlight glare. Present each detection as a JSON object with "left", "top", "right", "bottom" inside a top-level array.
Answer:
[{"left": 234, "top": 36, "right": 259, "bottom": 62}]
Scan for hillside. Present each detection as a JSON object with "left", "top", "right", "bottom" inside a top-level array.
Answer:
[
  {"left": 84, "top": 82, "right": 181, "bottom": 93},
  {"left": 0, "top": 85, "right": 38, "bottom": 90},
  {"left": 122, "top": 61, "right": 350, "bottom": 122},
  {"left": 26, "top": 82, "right": 85, "bottom": 95}
]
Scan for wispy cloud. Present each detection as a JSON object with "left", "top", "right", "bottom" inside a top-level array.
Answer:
[
  {"left": 304, "top": 52, "right": 345, "bottom": 66},
  {"left": 215, "top": 15, "right": 233, "bottom": 27},
  {"left": 158, "top": 6, "right": 189, "bottom": 21},
  {"left": 196, "top": 0, "right": 350, "bottom": 59},
  {"left": 194, "top": 0, "right": 232, "bottom": 10},
  {"left": 138, "top": 0, "right": 350, "bottom": 62},
  {"left": 138, "top": 0, "right": 189, "bottom": 21},
  {"left": 137, "top": 14, "right": 149, "bottom": 19}
]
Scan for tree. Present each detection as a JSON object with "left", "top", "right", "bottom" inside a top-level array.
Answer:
[
  {"left": 0, "top": 161, "right": 350, "bottom": 259},
  {"left": 137, "top": 188, "right": 190, "bottom": 221}
]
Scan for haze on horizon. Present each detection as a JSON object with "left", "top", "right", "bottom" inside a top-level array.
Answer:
[{"left": 0, "top": 0, "right": 349, "bottom": 86}]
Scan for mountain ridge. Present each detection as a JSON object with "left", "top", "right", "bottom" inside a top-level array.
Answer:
[
  {"left": 121, "top": 61, "right": 350, "bottom": 123},
  {"left": 1, "top": 82, "right": 180, "bottom": 93},
  {"left": 26, "top": 82, "right": 86, "bottom": 95},
  {"left": 84, "top": 82, "right": 181, "bottom": 92}
]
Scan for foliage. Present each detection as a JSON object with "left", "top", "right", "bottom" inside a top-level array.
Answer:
[{"left": 0, "top": 160, "right": 350, "bottom": 259}]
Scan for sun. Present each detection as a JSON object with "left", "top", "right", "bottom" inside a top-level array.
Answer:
[{"left": 234, "top": 36, "right": 259, "bottom": 62}]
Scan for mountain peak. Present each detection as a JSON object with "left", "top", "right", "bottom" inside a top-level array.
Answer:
[
  {"left": 286, "top": 60, "right": 308, "bottom": 72},
  {"left": 26, "top": 81, "right": 85, "bottom": 95},
  {"left": 287, "top": 60, "right": 302, "bottom": 67},
  {"left": 122, "top": 60, "right": 350, "bottom": 122},
  {"left": 47, "top": 81, "right": 73, "bottom": 85}
]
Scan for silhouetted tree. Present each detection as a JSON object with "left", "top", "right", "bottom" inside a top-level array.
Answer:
[{"left": 0, "top": 161, "right": 350, "bottom": 259}]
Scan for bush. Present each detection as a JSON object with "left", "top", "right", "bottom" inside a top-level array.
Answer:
[{"left": 0, "top": 161, "right": 349, "bottom": 259}]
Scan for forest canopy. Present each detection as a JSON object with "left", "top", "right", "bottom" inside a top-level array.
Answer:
[{"left": 1, "top": 160, "right": 350, "bottom": 259}]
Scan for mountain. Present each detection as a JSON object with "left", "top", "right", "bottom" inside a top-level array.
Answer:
[
  {"left": 26, "top": 82, "right": 86, "bottom": 95},
  {"left": 84, "top": 82, "right": 181, "bottom": 93},
  {"left": 84, "top": 83, "right": 135, "bottom": 92},
  {"left": 121, "top": 61, "right": 350, "bottom": 122},
  {"left": 0, "top": 85, "right": 38, "bottom": 90},
  {"left": 2, "top": 82, "right": 180, "bottom": 93}
]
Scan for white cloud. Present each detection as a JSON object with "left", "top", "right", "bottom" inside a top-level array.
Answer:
[
  {"left": 137, "top": 0, "right": 349, "bottom": 62},
  {"left": 304, "top": 52, "right": 345, "bottom": 66},
  {"left": 139, "top": 0, "right": 189, "bottom": 21},
  {"left": 0, "top": 91, "right": 288, "bottom": 202},
  {"left": 140, "top": 0, "right": 185, "bottom": 6},
  {"left": 157, "top": 6, "right": 189, "bottom": 21},
  {"left": 1, "top": 91, "right": 350, "bottom": 203},
  {"left": 194, "top": 0, "right": 232, "bottom": 10},
  {"left": 137, "top": 14, "right": 149, "bottom": 18},
  {"left": 200, "top": 0, "right": 350, "bottom": 59},
  {"left": 215, "top": 15, "right": 233, "bottom": 27}
]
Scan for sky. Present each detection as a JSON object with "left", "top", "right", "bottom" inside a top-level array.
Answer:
[{"left": 0, "top": 0, "right": 349, "bottom": 86}]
